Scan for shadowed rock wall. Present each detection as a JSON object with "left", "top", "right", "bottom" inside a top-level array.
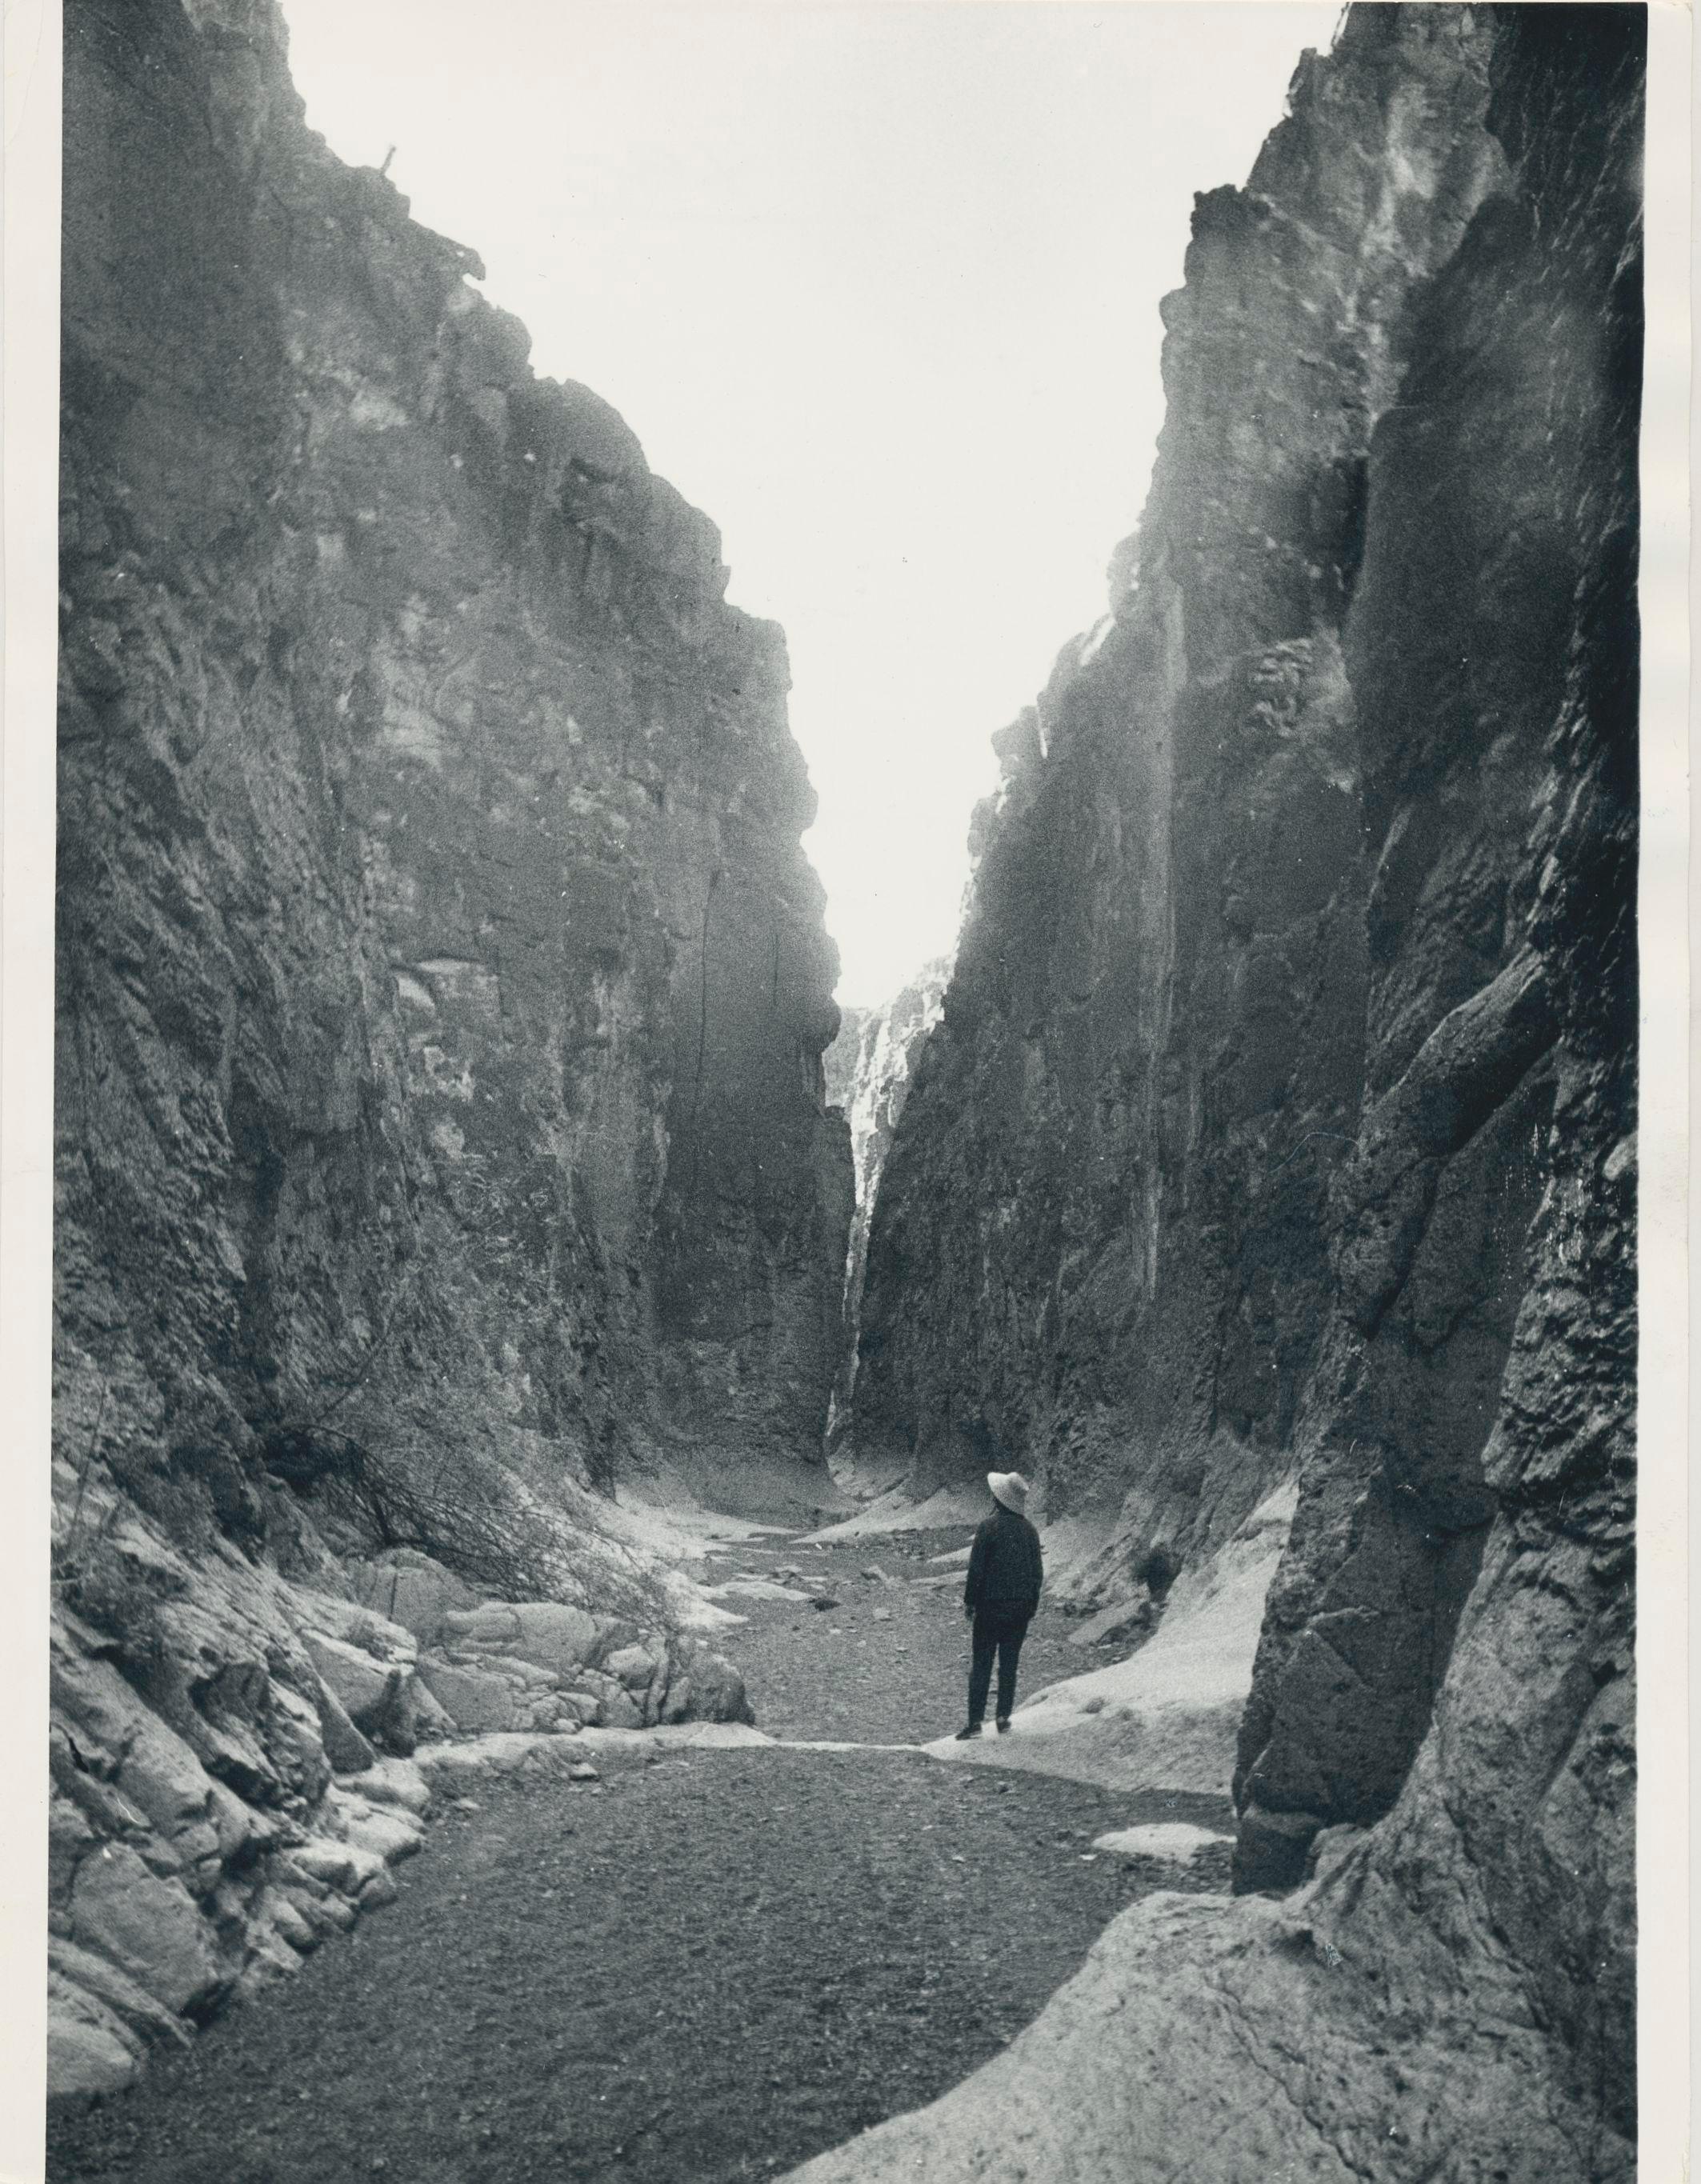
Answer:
[
  {"left": 49, "top": 0, "right": 850, "bottom": 2098},
  {"left": 854, "top": 9, "right": 1512, "bottom": 1545},
  {"left": 57, "top": 0, "right": 852, "bottom": 1526},
  {"left": 836, "top": 4, "right": 1638, "bottom": 2170}
]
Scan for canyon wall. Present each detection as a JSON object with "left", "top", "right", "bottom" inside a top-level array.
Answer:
[
  {"left": 50, "top": 0, "right": 849, "bottom": 2097},
  {"left": 58, "top": 0, "right": 852, "bottom": 1529},
  {"left": 838, "top": 3, "right": 1638, "bottom": 2170},
  {"left": 821, "top": 962, "right": 950, "bottom": 1448},
  {"left": 855, "top": 7, "right": 1512, "bottom": 1539}
]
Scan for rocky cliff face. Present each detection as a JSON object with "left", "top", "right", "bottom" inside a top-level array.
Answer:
[
  {"left": 52, "top": 0, "right": 849, "bottom": 2097},
  {"left": 821, "top": 962, "right": 950, "bottom": 1448},
  {"left": 58, "top": 0, "right": 850, "bottom": 1522},
  {"left": 854, "top": 8, "right": 1514, "bottom": 1534},
  {"left": 842, "top": 4, "right": 1638, "bottom": 2170}
]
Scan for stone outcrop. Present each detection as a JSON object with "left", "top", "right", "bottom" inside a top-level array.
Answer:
[
  {"left": 853, "top": 6, "right": 1516, "bottom": 1539},
  {"left": 821, "top": 962, "right": 950, "bottom": 1446},
  {"left": 47, "top": 1462, "right": 752, "bottom": 2103},
  {"left": 830, "top": 5, "right": 1639, "bottom": 2174},
  {"left": 52, "top": 0, "right": 836, "bottom": 2102},
  {"left": 58, "top": 0, "right": 851, "bottom": 1546}
]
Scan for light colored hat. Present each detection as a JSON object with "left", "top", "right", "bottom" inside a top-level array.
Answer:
[{"left": 988, "top": 1470, "right": 1030, "bottom": 1514}]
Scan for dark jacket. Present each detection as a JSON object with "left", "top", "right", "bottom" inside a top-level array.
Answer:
[{"left": 964, "top": 1505, "right": 1043, "bottom": 1615}]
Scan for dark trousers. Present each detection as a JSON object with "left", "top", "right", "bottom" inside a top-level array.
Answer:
[{"left": 968, "top": 1604, "right": 1032, "bottom": 1725}]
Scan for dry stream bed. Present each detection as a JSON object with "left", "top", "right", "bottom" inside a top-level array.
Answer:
[{"left": 49, "top": 1531, "right": 1230, "bottom": 2183}]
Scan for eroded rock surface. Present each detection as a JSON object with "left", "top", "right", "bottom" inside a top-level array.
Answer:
[
  {"left": 53, "top": 0, "right": 834, "bottom": 2102},
  {"left": 58, "top": 0, "right": 851, "bottom": 1538},
  {"left": 47, "top": 1462, "right": 752, "bottom": 2103},
  {"left": 821, "top": 962, "right": 951, "bottom": 1446},
  {"left": 852, "top": 6, "right": 1511, "bottom": 1550},
  {"left": 831, "top": 4, "right": 1639, "bottom": 2174}
]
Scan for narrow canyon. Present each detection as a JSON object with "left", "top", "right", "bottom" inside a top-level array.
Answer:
[{"left": 48, "top": 4, "right": 1640, "bottom": 2182}]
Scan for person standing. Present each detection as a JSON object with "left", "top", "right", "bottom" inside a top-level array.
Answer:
[{"left": 955, "top": 1471, "right": 1043, "bottom": 1738}]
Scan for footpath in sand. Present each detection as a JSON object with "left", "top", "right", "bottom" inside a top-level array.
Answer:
[{"left": 46, "top": 1528, "right": 1232, "bottom": 2184}]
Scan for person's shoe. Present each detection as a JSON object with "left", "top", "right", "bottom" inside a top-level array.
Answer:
[
  {"left": 995, "top": 1717, "right": 1011, "bottom": 1734},
  {"left": 954, "top": 1723, "right": 983, "bottom": 1740}
]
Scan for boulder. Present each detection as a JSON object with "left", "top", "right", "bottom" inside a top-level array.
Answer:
[
  {"left": 303, "top": 1630, "right": 404, "bottom": 1733},
  {"left": 234, "top": 1921, "right": 310, "bottom": 2002},
  {"left": 596, "top": 1686, "right": 643, "bottom": 1730},
  {"left": 603, "top": 1642, "right": 662, "bottom": 1692},
  {"left": 392, "top": 1672, "right": 456, "bottom": 1747},
  {"left": 441, "top": 1604, "right": 522, "bottom": 1648},
  {"left": 659, "top": 1646, "right": 754, "bottom": 1726},
  {"left": 69, "top": 1846, "right": 222, "bottom": 2016},
  {"left": 415, "top": 1659, "right": 520, "bottom": 1734},
  {"left": 255, "top": 1887, "right": 320, "bottom": 1954},
  {"left": 514, "top": 1694, "right": 582, "bottom": 1734},
  {"left": 447, "top": 1650, "right": 562, "bottom": 1691},
  {"left": 283, "top": 1837, "right": 389, "bottom": 1899},
  {"left": 47, "top": 2005, "right": 138, "bottom": 2106},
  {"left": 49, "top": 1938, "right": 194, "bottom": 2054},
  {"left": 336, "top": 1798, "right": 424, "bottom": 1867},
  {"left": 358, "top": 1866, "right": 398, "bottom": 1910},
  {"left": 504, "top": 1602, "right": 601, "bottom": 1678},
  {"left": 314, "top": 1679, "right": 379, "bottom": 1776},
  {"left": 206, "top": 1779, "right": 270, "bottom": 1863},
  {"left": 256, "top": 1682, "right": 334, "bottom": 1806},
  {"left": 110, "top": 1709, "right": 215, "bottom": 1844},
  {"left": 278, "top": 1882, "right": 355, "bottom": 1938},
  {"left": 354, "top": 1755, "right": 432, "bottom": 1816},
  {"left": 346, "top": 1550, "right": 478, "bottom": 1648}
]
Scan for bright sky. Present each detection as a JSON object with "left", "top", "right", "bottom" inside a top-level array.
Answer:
[{"left": 279, "top": 2, "right": 1339, "bottom": 1004}]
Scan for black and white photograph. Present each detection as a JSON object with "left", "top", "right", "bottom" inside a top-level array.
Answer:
[{"left": 3, "top": 0, "right": 1685, "bottom": 2178}]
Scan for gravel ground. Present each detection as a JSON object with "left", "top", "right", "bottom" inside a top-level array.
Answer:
[
  {"left": 48, "top": 1524, "right": 1231, "bottom": 2184},
  {"left": 722, "top": 1528, "right": 1097, "bottom": 1746}
]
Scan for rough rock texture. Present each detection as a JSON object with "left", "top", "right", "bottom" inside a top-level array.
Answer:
[
  {"left": 820, "top": 962, "right": 950, "bottom": 1446},
  {"left": 782, "top": 1845, "right": 1624, "bottom": 2184},
  {"left": 52, "top": 0, "right": 838, "bottom": 2102},
  {"left": 854, "top": 6, "right": 1513, "bottom": 1542},
  {"left": 835, "top": 5, "right": 1638, "bottom": 2174},
  {"left": 46, "top": 1464, "right": 752, "bottom": 2105},
  {"left": 58, "top": 0, "right": 851, "bottom": 1545}
]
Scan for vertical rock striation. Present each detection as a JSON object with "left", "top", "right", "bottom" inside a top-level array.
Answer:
[
  {"left": 829, "top": 5, "right": 1638, "bottom": 2172},
  {"left": 50, "top": 0, "right": 848, "bottom": 2094},
  {"left": 821, "top": 962, "right": 951, "bottom": 1448},
  {"left": 57, "top": 0, "right": 852, "bottom": 1528},
  {"left": 854, "top": 8, "right": 1514, "bottom": 1538}
]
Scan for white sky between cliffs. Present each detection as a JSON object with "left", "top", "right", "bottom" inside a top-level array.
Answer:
[{"left": 278, "top": 1, "right": 1343, "bottom": 1006}]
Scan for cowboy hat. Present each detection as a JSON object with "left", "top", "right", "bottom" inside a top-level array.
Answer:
[{"left": 987, "top": 1470, "right": 1030, "bottom": 1513}]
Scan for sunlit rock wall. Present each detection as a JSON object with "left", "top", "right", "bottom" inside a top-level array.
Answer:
[{"left": 821, "top": 962, "right": 950, "bottom": 1448}]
